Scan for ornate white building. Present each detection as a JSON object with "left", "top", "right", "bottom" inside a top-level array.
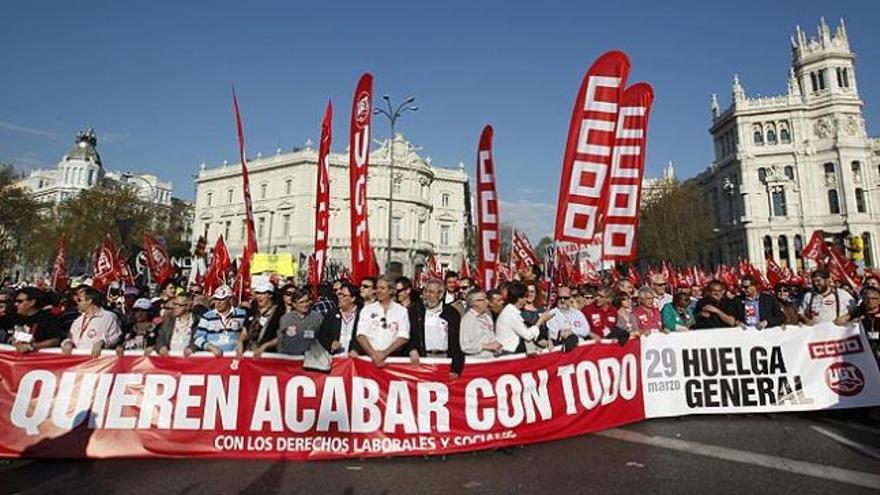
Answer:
[
  {"left": 192, "top": 134, "right": 471, "bottom": 277},
  {"left": 642, "top": 160, "right": 677, "bottom": 205},
  {"left": 693, "top": 18, "right": 879, "bottom": 270},
  {"left": 16, "top": 129, "right": 173, "bottom": 206}
]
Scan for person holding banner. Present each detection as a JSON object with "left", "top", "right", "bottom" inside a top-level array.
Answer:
[
  {"left": 545, "top": 286, "right": 590, "bottom": 343},
  {"left": 661, "top": 292, "right": 695, "bottom": 332},
  {"left": 799, "top": 268, "right": 855, "bottom": 325},
  {"left": 192, "top": 285, "right": 247, "bottom": 357},
  {"left": 10, "top": 287, "right": 63, "bottom": 353},
  {"left": 582, "top": 288, "right": 617, "bottom": 340},
  {"left": 496, "top": 282, "right": 554, "bottom": 354},
  {"left": 156, "top": 293, "right": 198, "bottom": 356},
  {"left": 408, "top": 279, "right": 465, "bottom": 378},
  {"left": 734, "top": 275, "right": 785, "bottom": 330},
  {"left": 244, "top": 281, "right": 282, "bottom": 357},
  {"left": 459, "top": 290, "right": 502, "bottom": 357},
  {"left": 835, "top": 285, "right": 880, "bottom": 368},
  {"left": 632, "top": 287, "right": 663, "bottom": 335},
  {"left": 693, "top": 280, "right": 738, "bottom": 330},
  {"left": 61, "top": 287, "right": 122, "bottom": 357},
  {"left": 277, "top": 288, "right": 323, "bottom": 356},
  {"left": 356, "top": 276, "right": 410, "bottom": 367},
  {"left": 318, "top": 281, "right": 362, "bottom": 356}
]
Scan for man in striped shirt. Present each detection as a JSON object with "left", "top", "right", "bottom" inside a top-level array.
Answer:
[{"left": 193, "top": 285, "right": 248, "bottom": 357}]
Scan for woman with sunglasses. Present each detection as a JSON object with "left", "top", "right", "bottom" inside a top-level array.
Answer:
[{"left": 774, "top": 283, "right": 800, "bottom": 325}]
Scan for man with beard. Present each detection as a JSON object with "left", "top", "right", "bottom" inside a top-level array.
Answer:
[
  {"left": 800, "top": 268, "right": 855, "bottom": 324},
  {"left": 693, "top": 280, "right": 739, "bottom": 329},
  {"left": 408, "top": 279, "right": 464, "bottom": 378}
]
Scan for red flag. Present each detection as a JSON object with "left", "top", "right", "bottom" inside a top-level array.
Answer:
[
  {"left": 349, "top": 73, "right": 375, "bottom": 283},
  {"left": 801, "top": 231, "right": 827, "bottom": 261},
  {"left": 827, "top": 246, "right": 860, "bottom": 289},
  {"left": 314, "top": 100, "right": 332, "bottom": 283},
  {"left": 427, "top": 255, "right": 442, "bottom": 279},
  {"left": 511, "top": 229, "right": 541, "bottom": 271},
  {"left": 554, "top": 50, "right": 630, "bottom": 244},
  {"left": 766, "top": 258, "right": 784, "bottom": 287},
  {"left": 116, "top": 249, "right": 136, "bottom": 287},
  {"left": 232, "top": 88, "right": 259, "bottom": 259},
  {"left": 459, "top": 257, "right": 471, "bottom": 279},
  {"left": 625, "top": 264, "right": 641, "bottom": 287},
  {"left": 369, "top": 246, "right": 380, "bottom": 279},
  {"left": 601, "top": 83, "right": 654, "bottom": 261},
  {"left": 52, "top": 234, "right": 68, "bottom": 292},
  {"left": 92, "top": 235, "right": 119, "bottom": 292},
  {"left": 476, "top": 125, "right": 501, "bottom": 290},
  {"left": 204, "top": 236, "right": 232, "bottom": 295},
  {"left": 307, "top": 254, "right": 320, "bottom": 299},
  {"left": 143, "top": 233, "right": 175, "bottom": 285}
]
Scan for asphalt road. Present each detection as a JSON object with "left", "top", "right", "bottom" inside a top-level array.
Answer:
[{"left": 1, "top": 410, "right": 878, "bottom": 495}]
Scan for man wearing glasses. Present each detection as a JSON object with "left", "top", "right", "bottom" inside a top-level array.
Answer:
[
  {"left": 546, "top": 286, "right": 590, "bottom": 343},
  {"left": 649, "top": 274, "right": 673, "bottom": 309},
  {"left": 360, "top": 277, "right": 377, "bottom": 305},
  {"left": 156, "top": 293, "right": 199, "bottom": 356},
  {"left": 408, "top": 279, "right": 465, "bottom": 378},
  {"left": 460, "top": 290, "right": 501, "bottom": 357},
  {"left": 356, "top": 276, "right": 410, "bottom": 367},
  {"left": 734, "top": 275, "right": 785, "bottom": 330},
  {"left": 10, "top": 287, "right": 63, "bottom": 353},
  {"left": 319, "top": 281, "right": 362, "bottom": 355}
]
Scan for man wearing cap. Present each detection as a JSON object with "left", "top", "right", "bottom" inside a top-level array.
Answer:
[
  {"left": 193, "top": 285, "right": 248, "bottom": 357},
  {"left": 246, "top": 281, "right": 283, "bottom": 356},
  {"left": 118, "top": 298, "right": 159, "bottom": 354}
]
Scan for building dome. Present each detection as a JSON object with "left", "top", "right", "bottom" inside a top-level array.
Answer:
[{"left": 64, "top": 128, "right": 102, "bottom": 166}]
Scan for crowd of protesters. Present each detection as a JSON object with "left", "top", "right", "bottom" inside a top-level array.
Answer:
[{"left": 1, "top": 264, "right": 879, "bottom": 376}]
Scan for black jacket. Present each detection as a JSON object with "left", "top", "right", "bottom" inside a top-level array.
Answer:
[
  {"left": 245, "top": 304, "right": 284, "bottom": 351},
  {"left": 734, "top": 293, "right": 786, "bottom": 328},
  {"left": 318, "top": 304, "right": 363, "bottom": 355},
  {"left": 408, "top": 302, "right": 465, "bottom": 375}
]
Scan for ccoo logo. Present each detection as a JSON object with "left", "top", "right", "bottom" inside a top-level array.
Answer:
[{"left": 824, "top": 362, "right": 865, "bottom": 396}]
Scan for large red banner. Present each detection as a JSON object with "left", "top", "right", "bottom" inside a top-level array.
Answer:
[
  {"left": 0, "top": 342, "right": 643, "bottom": 460},
  {"left": 600, "top": 82, "right": 654, "bottom": 261},
  {"left": 476, "top": 125, "right": 500, "bottom": 290},
  {"left": 314, "top": 101, "right": 333, "bottom": 282},
  {"left": 554, "top": 51, "right": 630, "bottom": 245},
  {"left": 349, "top": 73, "right": 375, "bottom": 283}
]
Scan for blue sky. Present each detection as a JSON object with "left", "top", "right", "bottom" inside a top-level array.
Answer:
[{"left": 2, "top": 1, "right": 878, "bottom": 241}]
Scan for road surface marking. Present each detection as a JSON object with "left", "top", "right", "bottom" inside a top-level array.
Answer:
[
  {"left": 815, "top": 417, "right": 880, "bottom": 436},
  {"left": 596, "top": 428, "right": 880, "bottom": 490},
  {"left": 810, "top": 426, "right": 880, "bottom": 462}
]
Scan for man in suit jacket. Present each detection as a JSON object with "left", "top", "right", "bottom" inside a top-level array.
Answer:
[
  {"left": 318, "top": 281, "right": 363, "bottom": 355},
  {"left": 155, "top": 294, "right": 199, "bottom": 355},
  {"left": 408, "top": 279, "right": 465, "bottom": 379},
  {"left": 734, "top": 275, "right": 785, "bottom": 330}
]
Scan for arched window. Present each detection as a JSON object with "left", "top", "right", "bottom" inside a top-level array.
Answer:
[
  {"left": 260, "top": 183, "right": 267, "bottom": 199},
  {"left": 824, "top": 162, "right": 835, "bottom": 175},
  {"left": 794, "top": 234, "right": 804, "bottom": 262},
  {"left": 441, "top": 193, "right": 450, "bottom": 207},
  {"left": 864, "top": 232, "right": 874, "bottom": 268},
  {"left": 766, "top": 128, "right": 777, "bottom": 144},
  {"left": 784, "top": 166, "right": 794, "bottom": 180},
  {"left": 778, "top": 236, "right": 790, "bottom": 267},
  {"left": 392, "top": 177, "right": 402, "bottom": 195},
  {"left": 779, "top": 128, "right": 791, "bottom": 143},
  {"left": 753, "top": 130, "right": 764, "bottom": 146},
  {"left": 828, "top": 189, "right": 840, "bottom": 214},
  {"left": 206, "top": 192, "right": 213, "bottom": 206},
  {"left": 851, "top": 161, "right": 861, "bottom": 173},
  {"left": 285, "top": 179, "right": 293, "bottom": 195},
  {"left": 772, "top": 189, "right": 787, "bottom": 216},
  {"left": 763, "top": 236, "right": 773, "bottom": 259},
  {"left": 855, "top": 188, "right": 866, "bottom": 213},
  {"left": 227, "top": 188, "right": 234, "bottom": 204},
  {"left": 758, "top": 168, "right": 767, "bottom": 183}
]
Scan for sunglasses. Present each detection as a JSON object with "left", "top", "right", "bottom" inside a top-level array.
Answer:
[
  {"left": 558, "top": 296, "right": 571, "bottom": 300},
  {"left": 283, "top": 291, "right": 297, "bottom": 296},
  {"left": 380, "top": 317, "right": 388, "bottom": 329}
]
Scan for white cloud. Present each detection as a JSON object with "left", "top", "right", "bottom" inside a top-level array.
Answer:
[
  {"left": 0, "top": 120, "right": 62, "bottom": 140},
  {"left": 499, "top": 199, "right": 556, "bottom": 243}
]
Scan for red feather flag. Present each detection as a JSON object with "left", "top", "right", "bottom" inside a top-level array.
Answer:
[
  {"left": 801, "top": 231, "right": 827, "bottom": 261},
  {"left": 476, "top": 125, "right": 501, "bottom": 290},
  {"left": 766, "top": 258, "right": 785, "bottom": 287},
  {"left": 232, "top": 88, "right": 259, "bottom": 300},
  {"left": 314, "top": 101, "right": 333, "bottom": 283},
  {"left": 143, "top": 233, "right": 174, "bottom": 285},
  {"left": 511, "top": 229, "right": 540, "bottom": 271},
  {"left": 204, "top": 236, "right": 232, "bottom": 295},
  {"left": 601, "top": 82, "right": 654, "bottom": 261},
  {"left": 554, "top": 50, "right": 630, "bottom": 244},
  {"left": 349, "top": 73, "right": 375, "bottom": 284},
  {"left": 92, "top": 235, "right": 119, "bottom": 292},
  {"left": 459, "top": 257, "right": 471, "bottom": 279},
  {"left": 51, "top": 234, "right": 68, "bottom": 292}
]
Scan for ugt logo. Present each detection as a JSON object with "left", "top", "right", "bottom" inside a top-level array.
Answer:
[
  {"left": 356, "top": 92, "right": 371, "bottom": 125},
  {"left": 824, "top": 362, "right": 865, "bottom": 396}
]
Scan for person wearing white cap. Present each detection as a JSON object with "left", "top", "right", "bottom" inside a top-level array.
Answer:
[
  {"left": 117, "top": 298, "right": 159, "bottom": 355},
  {"left": 192, "top": 285, "right": 248, "bottom": 357},
  {"left": 245, "top": 280, "right": 282, "bottom": 357}
]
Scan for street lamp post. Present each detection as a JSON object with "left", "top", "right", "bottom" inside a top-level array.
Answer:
[{"left": 373, "top": 95, "right": 418, "bottom": 274}]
